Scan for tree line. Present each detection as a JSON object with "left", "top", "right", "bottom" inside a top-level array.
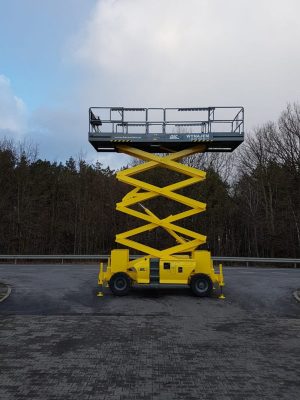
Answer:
[{"left": 0, "top": 103, "right": 299, "bottom": 257}]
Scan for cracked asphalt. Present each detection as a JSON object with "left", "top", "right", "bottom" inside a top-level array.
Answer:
[{"left": 0, "top": 264, "right": 299, "bottom": 400}]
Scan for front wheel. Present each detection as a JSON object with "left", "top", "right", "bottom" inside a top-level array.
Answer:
[
  {"left": 190, "top": 274, "right": 213, "bottom": 297},
  {"left": 109, "top": 273, "right": 131, "bottom": 296}
]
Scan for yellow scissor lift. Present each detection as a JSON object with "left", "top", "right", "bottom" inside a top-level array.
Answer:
[{"left": 89, "top": 106, "right": 244, "bottom": 297}]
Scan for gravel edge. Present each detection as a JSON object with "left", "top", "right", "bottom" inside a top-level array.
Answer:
[
  {"left": 0, "top": 282, "right": 12, "bottom": 303},
  {"left": 293, "top": 289, "right": 300, "bottom": 302}
]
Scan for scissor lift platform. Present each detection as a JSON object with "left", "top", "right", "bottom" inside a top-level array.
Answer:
[
  {"left": 91, "top": 105, "right": 245, "bottom": 297},
  {"left": 89, "top": 106, "right": 244, "bottom": 153}
]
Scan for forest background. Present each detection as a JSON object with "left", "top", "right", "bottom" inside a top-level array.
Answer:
[{"left": 0, "top": 104, "right": 299, "bottom": 257}]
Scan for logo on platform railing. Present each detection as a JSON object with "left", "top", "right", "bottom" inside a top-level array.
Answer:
[{"left": 187, "top": 134, "right": 210, "bottom": 140}]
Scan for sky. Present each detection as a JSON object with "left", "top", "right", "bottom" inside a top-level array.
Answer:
[{"left": 0, "top": 0, "right": 300, "bottom": 169}]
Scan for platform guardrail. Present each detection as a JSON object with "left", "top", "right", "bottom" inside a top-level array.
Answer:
[
  {"left": 89, "top": 106, "right": 244, "bottom": 136},
  {"left": 0, "top": 255, "right": 299, "bottom": 268}
]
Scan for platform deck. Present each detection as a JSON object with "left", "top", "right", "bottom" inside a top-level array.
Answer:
[{"left": 89, "top": 106, "right": 244, "bottom": 153}]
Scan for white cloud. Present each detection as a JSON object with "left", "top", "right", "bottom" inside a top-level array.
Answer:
[
  {"left": 0, "top": 73, "right": 127, "bottom": 168},
  {"left": 2, "top": 1, "right": 300, "bottom": 169},
  {"left": 0, "top": 74, "right": 27, "bottom": 137},
  {"left": 71, "top": 0, "right": 300, "bottom": 127}
]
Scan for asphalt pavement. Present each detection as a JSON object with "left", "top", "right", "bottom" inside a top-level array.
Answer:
[{"left": 0, "top": 264, "right": 299, "bottom": 400}]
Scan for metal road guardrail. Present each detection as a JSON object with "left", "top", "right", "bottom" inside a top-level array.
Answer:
[
  {"left": 212, "top": 256, "right": 300, "bottom": 268},
  {"left": 0, "top": 255, "right": 299, "bottom": 267}
]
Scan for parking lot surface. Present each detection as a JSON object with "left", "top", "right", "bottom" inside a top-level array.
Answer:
[{"left": 0, "top": 264, "right": 299, "bottom": 400}]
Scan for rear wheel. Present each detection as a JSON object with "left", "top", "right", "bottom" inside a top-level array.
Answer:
[
  {"left": 109, "top": 273, "right": 131, "bottom": 296},
  {"left": 190, "top": 274, "right": 213, "bottom": 297}
]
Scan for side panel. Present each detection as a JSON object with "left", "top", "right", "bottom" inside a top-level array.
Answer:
[
  {"left": 160, "top": 260, "right": 196, "bottom": 284},
  {"left": 110, "top": 249, "right": 129, "bottom": 273},
  {"left": 131, "top": 257, "right": 150, "bottom": 284},
  {"left": 159, "top": 260, "right": 176, "bottom": 283},
  {"left": 108, "top": 251, "right": 150, "bottom": 283}
]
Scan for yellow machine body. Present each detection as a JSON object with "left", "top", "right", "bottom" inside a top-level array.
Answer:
[{"left": 99, "top": 248, "right": 224, "bottom": 288}]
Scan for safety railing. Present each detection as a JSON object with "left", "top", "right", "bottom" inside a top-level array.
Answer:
[
  {"left": 0, "top": 255, "right": 299, "bottom": 267},
  {"left": 89, "top": 106, "right": 244, "bottom": 136}
]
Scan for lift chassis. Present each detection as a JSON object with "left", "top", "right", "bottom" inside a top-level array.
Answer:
[
  {"left": 99, "top": 249, "right": 224, "bottom": 297},
  {"left": 89, "top": 106, "right": 244, "bottom": 297}
]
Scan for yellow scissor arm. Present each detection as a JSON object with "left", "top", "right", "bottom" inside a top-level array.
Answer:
[{"left": 115, "top": 145, "right": 207, "bottom": 259}]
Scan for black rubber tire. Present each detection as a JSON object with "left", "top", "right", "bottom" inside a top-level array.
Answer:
[
  {"left": 109, "top": 273, "right": 131, "bottom": 296},
  {"left": 190, "top": 274, "right": 213, "bottom": 297}
]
